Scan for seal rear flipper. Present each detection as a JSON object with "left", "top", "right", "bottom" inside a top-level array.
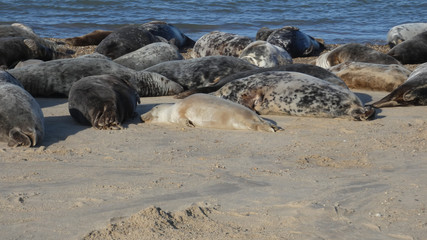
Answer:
[
  {"left": 349, "top": 106, "right": 376, "bottom": 121},
  {"left": 8, "top": 127, "right": 35, "bottom": 147}
]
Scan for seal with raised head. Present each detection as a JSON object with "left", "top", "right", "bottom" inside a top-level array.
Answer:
[
  {"left": 387, "top": 22, "right": 427, "bottom": 47},
  {"left": 239, "top": 40, "right": 293, "bottom": 68},
  {"left": 192, "top": 31, "right": 253, "bottom": 58},
  {"left": 68, "top": 75, "right": 140, "bottom": 130},
  {"left": 256, "top": 26, "right": 324, "bottom": 58},
  {"left": 175, "top": 63, "right": 347, "bottom": 98},
  {"left": 329, "top": 62, "right": 411, "bottom": 91},
  {"left": 64, "top": 30, "right": 113, "bottom": 46},
  {"left": 141, "top": 93, "right": 279, "bottom": 132},
  {"left": 0, "top": 70, "right": 44, "bottom": 147},
  {"left": 371, "top": 63, "right": 427, "bottom": 108},
  {"left": 145, "top": 56, "right": 258, "bottom": 90},
  {"left": 114, "top": 42, "right": 183, "bottom": 71},
  {"left": 316, "top": 43, "right": 401, "bottom": 68},
  {"left": 7, "top": 57, "right": 183, "bottom": 97},
  {"left": 213, "top": 71, "right": 374, "bottom": 120},
  {"left": 387, "top": 31, "right": 427, "bottom": 64}
]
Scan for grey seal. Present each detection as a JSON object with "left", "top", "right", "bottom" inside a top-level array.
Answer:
[
  {"left": 387, "top": 31, "right": 427, "bottom": 64},
  {"left": 7, "top": 58, "right": 183, "bottom": 97},
  {"left": 239, "top": 40, "right": 293, "bottom": 68},
  {"left": 0, "top": 71, "right": 44, "bottom": 147},
  {"left": 387, "top": 23, "right": 427, "bottom": 47},
  {"left": 68, "top": 75, "right": 140, "bottom": 129},
  {"left": 141, "top": 93, "right": 279, "bottom": 132},
  {"left": 192, "top": 31, "right": 253, "bottom": 58},
  {"left": 64, "top": 30, "right": 113, "bottom": 46},
  {"left": 371, "top": 62, "right": 427, "bottom": 107},
  {"left": 213, "top": 71, "right": 374, "bottom": 120}
]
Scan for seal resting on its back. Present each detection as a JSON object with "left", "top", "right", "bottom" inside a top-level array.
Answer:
[
  {"left": 68, "top": 75, "right": 140, "bottom": 130},
  {"left": 213, "top": 71, "right": 374, "bottom": 120},
  {"left": 141, "top": 93, "right": 279, "bottom": 132},
  {"left": 0, "top": 71, "right": 44, "bottom": 147},
  {"left": 371, "top": 63, "right": 427, "bottom": 107}
]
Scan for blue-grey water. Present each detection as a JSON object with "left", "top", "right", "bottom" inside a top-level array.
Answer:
[{"left": 0, "top": 0, "right": 425, "bottom": 44}]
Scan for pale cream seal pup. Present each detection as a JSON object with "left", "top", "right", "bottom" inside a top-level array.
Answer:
[{"left": 141, "top": 93, "right": 279, "bottom": 132}]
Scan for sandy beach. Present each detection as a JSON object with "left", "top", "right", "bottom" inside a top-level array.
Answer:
[{"left": 1, "top": 40, "right": 426, "bottom": 239}]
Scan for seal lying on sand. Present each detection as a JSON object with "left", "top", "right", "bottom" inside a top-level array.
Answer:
[
  {"left": 144, "top": 56, "right": 258, "bottom": 89},
  {"left": 192, "top": 31, "right": 253, "bottom": 58},
  {"left": 371, "top": 63, "right": 427, "bottom": 107},
  {"left": 7, "top": 58, "right": 183, "bottom": 97},
  {"left": 68, "top": 75, "right": 140, "bottom": 130},
  {"left": 0, "top": 71, "right": 44, "bottom": 147},
  {"left": 65, "top": 30, "right": 113, "bottom": 46},
  {"left": 387, "top": 22, "right": 427, "bottom": 47},
  {"left": 141, "top": 93, "right": 279, "bottom": 132},
  {"left": 213, "top": 71, "right": 374, "bottom": 120},
  {"left": 387, "top": 31, "right": 427, "bottom": 64},
  {"left": 176, "top": 64, "right": 347, "bottom": 98},
  {"left": 329, "top": 62, "right": 411, "bottom": 91},
  {"left": 140, "top": 21, "right": 195, "bottom": 49},
  {"left": 239, "top": 40, "right": 293, "bottom": 68},
  {"left": 256, "top": 26, "right": 324, "bottom": 58},
  {"left": 316, "top": 43, "right": 401, "bottom": 68}
]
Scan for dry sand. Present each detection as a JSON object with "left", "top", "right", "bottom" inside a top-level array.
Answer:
[{"left": 0, "top": 42, "right": 426, "bottom": 240}]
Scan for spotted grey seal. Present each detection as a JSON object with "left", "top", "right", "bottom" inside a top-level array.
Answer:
[
  {"left": 316, "top": 43, "right": 401, "bottom": 68},
  {"left": 176, "top": 63, "right": 347, "bottom": 98},
  {"left": 239, "top": 40, "right": 293, "bottom": 68},
  {"left": 387, "top": 31, "right": 427, "bottom": 64},
  {"left": 192, "top": 31, "right": 253, "bottom": 58},
  {"left": 256, "top": 26, "right": 324, "bottom": 58},
  {"left": 371, "top": 63, "right": 427, "bottom": 107},
  {"left": 144, "top": 56, "right": 258, "bottom": 90},
  {"left": 114, "top": 42, "right": 183, "bottom": 71},
  {"left": 387, "top": 23, "right": 427, "bottom": 47},
  {"left": 329, "top": 62, "right": 411, "bottom": 91},
  {"left": 213, "top": 71, "right": 374, "bottom": 120},
  {"left": 141, "top": 93, "right": 279, "bottom": 132},
  {"left": 7, "top": 58, "right": 183, "bottom": 97},
  {"left": 0, "top": 71, "right": 44, "bottom": 147},
  {"left": 68, "top": 75, "right": 140, "bottom": 129}
]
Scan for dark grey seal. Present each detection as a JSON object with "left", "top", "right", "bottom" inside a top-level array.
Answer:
[
  {"left": 387, "top": 31, "right": 427, "bottom": 64},
  {"left": 0, "top": 70, "right": 44, "bottom": 147},
  {"left": 7, "top": 58, "right": 183, "bottom": 97},
  {"left": 68, "top": 75, "right": 140, "bottom": 130}
]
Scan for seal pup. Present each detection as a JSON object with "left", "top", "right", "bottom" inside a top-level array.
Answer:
[
  {"left": 114, "top": 42, "right": 183, "bottom": 71},
  {"left": 144, "top": 56, "right": 258, "bottom": 90},
  {"left": 329, "top": 62, "right": 411, "bottom": 91},
  {"left": 213, "top": 71, "right": 374, "bottom": 120},
  {"left": 192, "top": 31, "right": 253, "bottom": 58},
  {"left": 371, "top": 63, "right": 427, "bottom": 107},
  {"left": 0, "top": 71, "right": 44, "bottom": 147},
  {"left": 175, "top": 63, "right": 347, "bottom": 98},
  {"left": 68, "top": 75, "right": 140, "bottom": 130},
  {"left": 64, "top": 30, "right": 113, "bottom": 46},
  {"left": 141, "top": 93, "right": 279, "bottom": 132},
  {"left": 7, "top": 58, "right": 183, "bottom": 97},
  {"left": 239, "top": 40, "right": 293, "bottom": 68},
  {"left": 387, "top": 23, "right": 427, "bottom": 47},
  {"left": 256, "top": 26, "right": 324, "bottom": 58},
  {"left": 316, "top": 43, "right": 401, "bottom": 68},
  {"left": 387, "top": 31, "right": 427, "bottom": 64}
]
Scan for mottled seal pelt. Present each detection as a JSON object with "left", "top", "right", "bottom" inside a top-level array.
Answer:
[
  {"left": 213, "top": 71, "right": 374, "bottom": 120},
  {"left": 387, "top": 23, "right": 427, "bottom": 48},
  {"left": 239, "top": 40, "right": 293, "bottom": 68},
  {"left": 114, "top": 42, "right": 183, "bottom": 71},
  {"left": 7, "top": 58, "right": 183, "bottom": 97},
  {"left": 68, "top": 75, "right": 140, "bottom": 130},
  {"left": 64, "top": 30, "right": 113, "bottom": 46},
  {"left": 316, "top": 43, "right": 401, "bottom": 68},
  {"left": 387, "top": 31, "right": 427, "bottom": 64},
  {"left": 371, "top": 63, "right": 427, "bottom": 108},
  {"left": 144, "top": 56, "right": 258, "bottom": 90},
  {"left": 329, "top": 62, "right": 411, "bottom": 91},
  {"left": 0, "top": 71, "right": 44, "bottom": 147},
  {"left": 176, "top": 63, "right": 347, "bottom": 98},
  {"left": 141, "top": 93, "right": 279, "bottom": 132},
  {"left": 256, "top": 26, "right": 325, "bottom": 58},
  {"left": 192, "top": 31, "right": 253, "bottom": 58}
]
